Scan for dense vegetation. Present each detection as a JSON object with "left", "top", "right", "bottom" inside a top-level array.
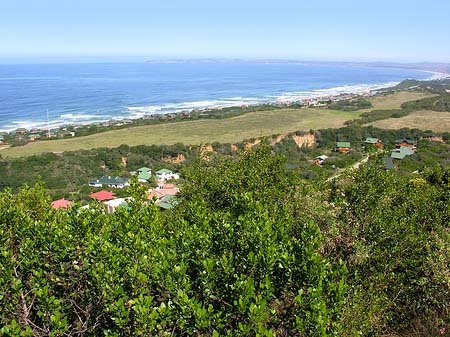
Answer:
[
  {"left": 1, "top": 146, "right": 449, "bottom": 336},
  {"left": 393, "top": 78, "right": 450, "bottom": 92},
  {"left": 327, "top": 98, "right": 373, "bottom": 111},
  {"left": 0, "top": 143, "right": 193, "bottom": 200},
  {"left": 0, "top": 126, "right": 449, "bottom": 200}
]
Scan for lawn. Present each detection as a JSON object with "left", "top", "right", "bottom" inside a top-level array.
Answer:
[
  {"left": 368, "top": 110, "right": 450, "bottom": 132},
  {"left": 1, "top": 91, "right": 436, "bottom": 158}
]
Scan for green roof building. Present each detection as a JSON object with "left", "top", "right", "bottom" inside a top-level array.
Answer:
[
  {"left": 336, "top": 142, "right": 351, "bottom": 148},
  {"left": 390, "top": 146, "right": 415, "bottom": 160},
  {"left": 391, "top": 152, "right": 407, "bottom": 160},
  {"left": 156, "top": 169, "right": 173, "bottom": 174},
  {"left": 137, "top": 167, "right": 152, "bottom": 173},
  {"left": 364, "top": 137, "right": 380, "bottom": 144},
  {"left": 394, "top": 138, "right": 416, "bottom": 146},
  {"left": 398, "top": 146, "right": 414, "bottom": 156},
  {"left": 156, "top": 195, "right": 179, "bottom": 210},
  {"left": 137, "top": 171, "right": 152, "bottom": 182},
  {"left": 88, "top": 175, "right": 129, "bottom": 189}
]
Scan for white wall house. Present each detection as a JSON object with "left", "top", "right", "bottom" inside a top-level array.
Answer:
[{"left": 155, "top": 169, "right": 180, "bottom": 181}]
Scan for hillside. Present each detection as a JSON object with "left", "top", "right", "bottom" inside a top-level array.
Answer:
[{"left": 0, "top": 91, "right": 432, "bottom": 158}]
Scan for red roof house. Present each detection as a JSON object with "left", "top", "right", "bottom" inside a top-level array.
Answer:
[
  {"left": 147, "top": 188, "right": 178, "bottom": 201},
  {"left": 51, "top": 198, "right": 73, "bottom": 209},
  {"left": 89, "top": 190, "right": 115, "bottom": 201}
]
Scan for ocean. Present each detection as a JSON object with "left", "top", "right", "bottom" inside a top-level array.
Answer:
[{"left": 0, "top": 62, "right": 435, "bottom": 132}]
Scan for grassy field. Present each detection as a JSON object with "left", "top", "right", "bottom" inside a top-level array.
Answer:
[
  {"left": 368, "top": 91, "right": 434, "bottom": 110},
  {"left": 0, "top": 91, "right": 436, "bottom": 158},
  {"left": 368, "top": 110, "right": 450, "bottom": 132}
]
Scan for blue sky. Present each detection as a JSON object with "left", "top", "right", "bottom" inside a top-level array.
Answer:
[{"left": 0, "top": 0, "right": 449, "bottom": 63}]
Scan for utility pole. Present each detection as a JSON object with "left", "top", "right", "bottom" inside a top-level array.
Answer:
[{"left": 47, "top": 109, "right": 50, "bottom": 137}]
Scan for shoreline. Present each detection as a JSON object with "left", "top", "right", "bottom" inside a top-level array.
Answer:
[{"left": 1, "top": 70, "right": 448, "bottom": 135}]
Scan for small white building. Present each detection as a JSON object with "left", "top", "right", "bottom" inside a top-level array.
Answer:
[
  {"left": 155, "top": 169, "right": 180, "bottom": 181},
  {"left": 104, "top": 198, "right": 130, "bottom": 214}
]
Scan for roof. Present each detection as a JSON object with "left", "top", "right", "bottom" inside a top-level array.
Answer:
[
  {"left": 397, "top": 146, "right": 414, "bottom": 156},
  {"left": 336, "top": 142, "right": 351, "bottom": 148},
  {"left": 89, "top": 176, "right": 128, "bottom": 185},
  {"left": 364, "top": 137, "right": 381, "bottom": 144},
  {"left": 391, "top": 152, "right": 407, "bottom": 160},
  {"left": 104, "top": 198, "right": 130, "bottom": 210},
  {"left": 314, "top": 155, "right": 329, "bottom": 161},
  {"left": 162, "top": 183, "right": 175, "bottom": 189},
  {"left": 138, "top": 171, "right": 152, "bottom": 181},
  {"left": 156, "top": 195, "right": 179, "bottom": 210},
  {"left": 89, "top": 190, "right": 116, "bottom": 201},
  {"left": 391, "top": 146, "right": 414, "bottom": 159},
  {"left": 398, "top": 146, "right": 415, "bottom": 155},
  {"left": 51, "top": 198, "right": 72, "bottom": 209},
  {"left": 156, "top": 169, "right": 173, "bottom": 174},
  {"left": 382, "top": 157, "right": 395, "bottom": 170},
  {"left": 137, "top": 167, "right": 151, "bottom": 173},
  {"left": 394, "top": 138, "right": 415, "bottom": 145},
  {"left": 158, "top": 188, "right": 178, "bottom": 197},
  {"left": 147, "top": 188, "right": 178, "bottom": 200}
]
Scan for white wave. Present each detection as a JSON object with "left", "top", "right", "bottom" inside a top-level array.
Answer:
[
  {"left": 275, "top": 81, "right": 401, "bottom": 103},
  {"left": 424, "top": 71, "right": 450, "bottom": 80},
  {"left": 60, "top": 113, "right": 101, "bottom": 120}
]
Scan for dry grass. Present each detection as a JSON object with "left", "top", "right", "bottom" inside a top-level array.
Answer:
[
  {"left": 367, "top": 91, "right": 435, "bottom": 110},
  {"left": 368, "top": 110, "right": 450, "bottom": 132},
  {"left": 2, "top": 108, "right": 359, "bottom": 158}
]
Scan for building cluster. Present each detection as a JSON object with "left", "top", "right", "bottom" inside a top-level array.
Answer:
[
  {"left": 0, "top": 127, "right": 76, "bottom": 147},
  {"left": 313, "top": 136, "right": 417, "bottom": 171},
  {"left": 52, "top": 167, "right": 181, "bottom": 213}
]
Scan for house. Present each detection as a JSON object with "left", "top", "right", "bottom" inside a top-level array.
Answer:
[
  {"left": 149, "top": 188, "right": 178, "bottom": 199},
  {"left": 364, "top": 137, "right": 383, "bottom": 149},
  {"left": 51, "top": 198, "right": 73, "bottom": 209},
  {"left": 390, "top": 146, "right": 415, "bottom": 160},
  {"left": 88, "top": 176, "right": 129, "bottom": 189},
  {"left": 156, "top": 195, "right": 179, "bottom": 210},
  {"left": 313, "top": 155, "right": 329, "bottom": 165},
  {"left": 135, "top": 167, "right": 152, "bottom": 182},
  {"left": 137, "top": 171, "right": 151, "bottom": 182},
  {"left": 147, "top": 184, "right": 179, "bottom": 201},
  {"left": 390, "top": 152, "right": 407, "bottom": 160},
  {"left": 335, "top": 142, "right": 351, "bottom": 153},
  {"left": 147, "top": 190, "right": 164, "bottom": 201},
  {"left": 104, "top": 198, "right": 130, "bottom": 214},
  {"left": 15, "top": 128, "right": 28, "bottom": 134},
  {"left": 394, "top": 138, "right": 416, "bottom": 148},
  {"left": 155, "top": 169, "right": 180, "bottom": 181},
  {"left": 89, "top": 190, "right": 116, "bottom": 201},
  {"left": 27, "top": 134, "right": 41, "bottom": 142}
]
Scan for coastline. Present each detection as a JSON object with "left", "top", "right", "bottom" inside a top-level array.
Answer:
[{"left": 1, "top": 68, "right": 448, "bottom": 135}]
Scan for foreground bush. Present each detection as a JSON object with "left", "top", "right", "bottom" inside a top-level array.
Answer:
[{"left": 0, "top": 147, "right": 448, "bottom": 336}]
